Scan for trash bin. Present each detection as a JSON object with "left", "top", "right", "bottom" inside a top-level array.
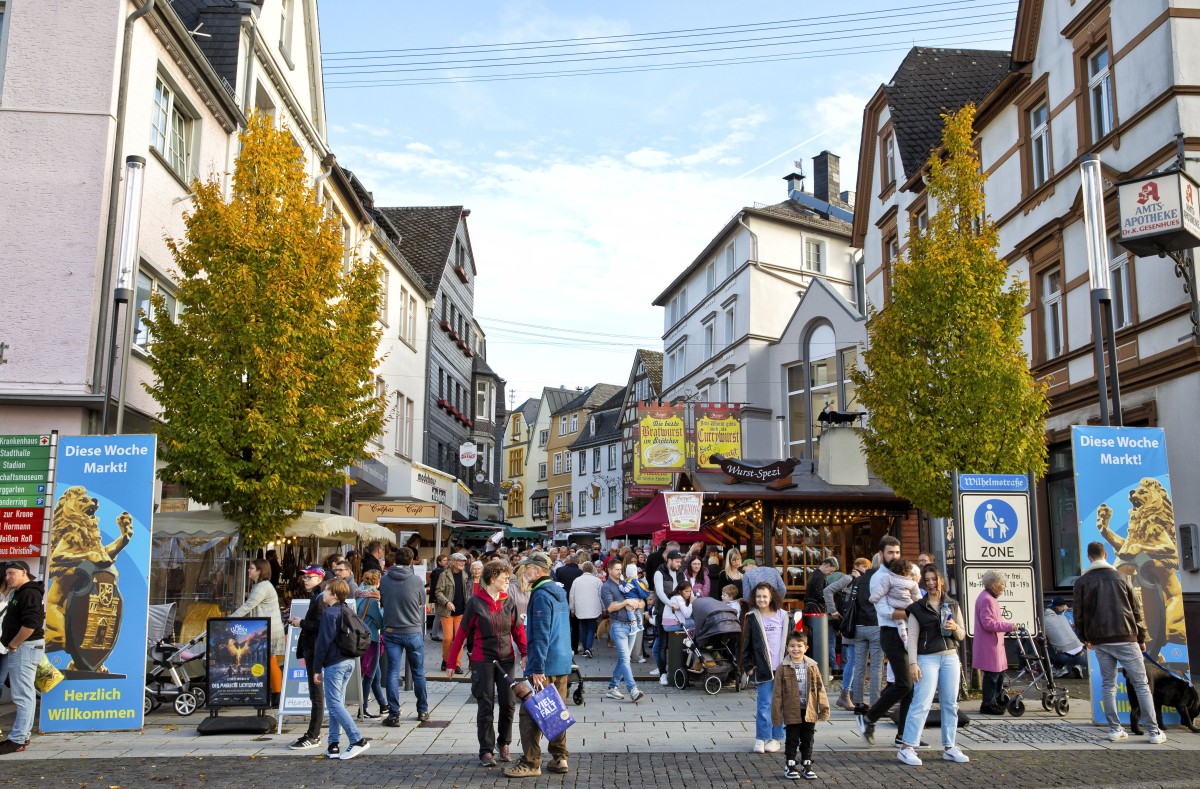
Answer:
[{"left": 666, "top": 629, "right": 688, "bottom": 683}]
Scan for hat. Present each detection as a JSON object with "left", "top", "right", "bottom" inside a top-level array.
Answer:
[
  {"left": 666, "top": 550, "right": 684, "bottom": 560},
  {"left": 301, "top": 566, "right": 325, "bottom": 579},
  {"left": 518, "top": 552, "right": 552, "bottom": 572},
  {"left": 450, "top": 552, "right": 468, "bottom": 562},
  {"left": 742, "top": 557, "right": 758, "bottom": 566},
  {"left": 1049, "top": 597, "right": 1067, "bottom": 608},
  {"left": 3, "top": 560, "right": 30, "bottom": 575}
]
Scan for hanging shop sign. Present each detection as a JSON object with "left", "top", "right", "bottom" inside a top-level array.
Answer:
[
  {"left": 1116, "top": 169, "right": 1200, "bottom": 256},
  {"left": 1072, "top": 426, "right": 1192, "bottom": 726},
  {"left": 206, "top": 617, "right": 272, "bottom": 709},
  {"left": 459, "top": 442, "right": 479, "bottom": 468},
  {"left": 695, "top": 404, "right": 742, "bottom": 472},
  {"left": 636, "top": 404, "right": 686, "bottom": 474},
  {"left": 40, "top": 434, "right": 155, "bottom": 733},
  {"left": 711, "top": 455, "right": 799, "bottom": 490},
  {"left": 663, "top": 492, "right": 703, "bottom": 531}
]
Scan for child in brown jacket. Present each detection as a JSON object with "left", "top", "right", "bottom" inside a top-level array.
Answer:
[{"left": 771, "top": 631, "right": 831, "bottom": 780}]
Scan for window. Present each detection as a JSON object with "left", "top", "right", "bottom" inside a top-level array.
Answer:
[
  {"left": 565, "top": 451, "right": 572, "bottom": 473},
  {"left": 150, "top": 76, "right": 194, "bottom": 180},
  {"left": 280, "top": 0, "right": 295, "bottom": 56},
  {"left": 705, "top": 262, "right": 716, "bottom": 293},
  {"left": 511, "top": 414, "right": 522, "bottom": 440},
  {"left": 912, "top": 208, "right": 928, "bottom": 232},
  {"left": 570, "top": 413, "right": 579, "bottom": 433},
  {"left": 593, "top": 447, "right": 601, "bottom": 470},
  {"left": 377, "top": 262, "right": 388, "bottom": 324},
  {"left": 508, "top": 448, "right": 524, "bottom": 479},
  {"left": 804, "top": 240, "right": 823, "bottom": 273},
  {"left": 437, "top": 368, "right": 444, "bottom": 399},
  {"left": 717, "top": 376, "right": 729, "bottom": 403},
  {"left": 394, "top": 393, "right": 415, "bottom": 457},
  {"left": 578, "top": 491, "right": 587, "bottom": 517},
  {"left": 725, "top": 243, "right": 736, "bottom": 276},
  {"left": 133, "top": 268, "right": 178, "bottom": 350},
  {"left": 477, "top": 381, "right": 493, "bottom": 423},
  {"left": 608, "top": 486, "right": 618, "bottom": 513},
  {"left": 786, "top": 325, "right": 856, "bottom": 458},
  {"left": 1045, "top": 444, "right": 1079, "bottom": 585},
  {"left": 666, "top": 344, "right": 686, "bottom": 386},
  {"left": 538, "top": 462, "right": 547, "bottom": 481},
  {"left": 407, "top": 294, "right": 417, "bottom": 344},
  {"left": 592, "top": 491, "right": 600, "bottom": 515},
  {"left": 538, "top": 429, "right": 549, "bottom": 447},
  {"left": 1029, "top": 101, "right": 1050, "bottom": 189},
  {"left": 1109, "top": 236, "right": 1132, "bottom": 329},
  {"left": 533, "top": 496, "right": 547, "bottom": 520},
  {"left": 882, "top": 231, "right": 900, "bottom": 303},
  {"left": 703, "top": 322, "right": 715, "bottom": 357},
  {"left": 883, "top": 133, "right": 897, "bottom": 186},
  {"left": 608, "top": 444, "right": 617, "bottom": 470},
  {"left": 0, "top": 2, "right": 8, "bottom": 87},
  {"left": 554, "top": 492, "right": 563, "bottom": 518},
  {"left": 635, "top": 378, "right": 649, "bottom": 402},
  {"left": 397, "top": 287, "right": 408, "bottom": 339},
  {"left": 508, "top": 483, "right": 524, "bottom": 518},
  {"left": 578, "top": 450, "right": 587, "bottom": 475},
  {"left": 1041, "top": 269, "right": 1064, "bottom": 359},
  {"left": 724, "top": 306, "right": 735, "bottom": 348},
  {"left": 559, "top": 416, "right": 567, "bottom": 436},
  {"left": 553, "top": 453, "right": 562, "bottom": 475},
  {"left": 1087, "top": 45, "right": 1114, "bottom": 143}
]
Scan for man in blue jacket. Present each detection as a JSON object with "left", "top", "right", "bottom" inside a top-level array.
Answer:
[{"left": 504, "top": 552, "right": 572, "bottom": 779}]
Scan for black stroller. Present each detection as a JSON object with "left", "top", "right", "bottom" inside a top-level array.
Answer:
[
  {"left": 672, "top": 607, "right": 743, "bottom": 695},
  {"left": 144, "top": 603, "right": 207, "bottom": 716},
  {"left": 998, "top": 626, "right": 1070, "bottom": 717}
]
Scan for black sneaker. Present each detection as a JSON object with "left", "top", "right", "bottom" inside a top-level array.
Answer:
[
  {"left": 382, "top": 716, "right": 400, "bottom": 728},
  {"left": 784, "top": 761, "right": 801, "bottom": 780},
  {"left": 859, "top": 717, "right": 875, "bottom": 745},
  {"left": 288, "top": 735, "right": 321, "bottom": 751},
  {"left": 800, "top": 761, "right": 817, "bottom": 780},
  {"left": 324, "top": 743, "right": 341, "bottom": 758},
  {"left": 0, "top": 741, "right": 26, "bottom": 755},
  {"left": 359, "top": 707, "right": 380, "bottom": 720},
  {"left": 417, "top": 711, "right": 431, "bottom": 722}
]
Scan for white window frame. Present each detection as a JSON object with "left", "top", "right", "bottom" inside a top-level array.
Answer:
[
  {"left": 539, "top": 429, "right": 549, "bottom": 447},
  {"left": 538, "top": 462, "right": 547, "bottom": 481},
  {"left": 0, "top": 1, "right": 9, "bottom": 88},
  {"left": 570, "top": 413, "right": 579, "bottom": 433},
  {"left": 1088, "top": 45, "right": 1114, "bottom": 143},
  {"left": 725, "top": 243, "right": 736, "bottom": 276},
  {"left": 1030, "top": 101, "right": 1050, "bottom": 189},
  {"left": 151, "top": 75, "right": 196, "bottom": 181},
  {"left": 377, "top": 261, "right": 388, "bottom": 325},
  {"left": 407, "top": 294, "right": 417, "bottom": 344},
  {"left": 133, "top": 266, "right": 178, "bottom": 351},
  {"left": 607, "top": 444, "right": 617, "bottom": 470},
  {"left": 592, "top": 490, "right": 600, "bottom": 515},
  {"left": 397, "top": 286, "right": 408, "bottom": 339},
  {"left": 553, "top": 453, "right": 562, "bottom": 475},
  {"left": 884, "top": 134, "right": 897, "bottom": 185},
  {"left": 1042, "top": 269, "right": 1065, "bottom": 359},
  {"left": 703, "top": 322, "right": 715, "bottom": 357},
  {"left": 559, "top": 416, "right": 567, "bottom": 436},
  {"left": 607, "top": 486, "right": 618, "bottom": 513},
  {"left": 554, "top": 492, "right": 563, "bottom": 517},
  {"left": 565, "top": 451, "right": 572, "bottom": 473},
  {"left": 705, "top": 262, "right": 716, "bottom": 293},
  {"left": 578, "top": 450, "right": 587, "bottom": 476},
  {"left": 578, "top": 491, "right": 586, "bottom": 517},
  {"left": 1109, "top": 236, "right": 1133, "bottom": 329},
  {"left": 804, "top": 239, "right": 823, "bottom": 273},
  {"left": 717, "top": 376, "right": 730, "bottom": 403},
  {"left": 280, "top": 0, "right": 295, "bottom": 58},
  {"left": 724, "top": 306, "right": 735, "bottom": 348}
]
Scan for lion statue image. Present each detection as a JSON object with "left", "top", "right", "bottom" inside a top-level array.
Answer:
[
  {"left": 1097, "top": 477, "right": 1186, "bottom": 645},
  {"left": 44, "top": 486, "right": 134, "bottom": 665}
]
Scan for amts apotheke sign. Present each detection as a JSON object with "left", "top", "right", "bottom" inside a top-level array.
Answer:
[{"left": 1117, "top": 169, "right": 1200, "bottom": 256}]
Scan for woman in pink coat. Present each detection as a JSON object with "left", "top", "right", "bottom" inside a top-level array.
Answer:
[{"left": 973, "top": 570, "right": 1015, "bottom": 715}]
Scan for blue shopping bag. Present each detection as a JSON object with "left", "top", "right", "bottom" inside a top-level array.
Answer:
[{"left": 522, "top": 682, "right": 575, "bottom": 740}]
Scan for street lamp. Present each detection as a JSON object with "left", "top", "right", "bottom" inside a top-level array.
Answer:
[
  {"left": 106, "top": 155, "right": 146, "bottom": 435},
  {"left": 1079, "top": 154, "right": 1122, "bottom": 426}
]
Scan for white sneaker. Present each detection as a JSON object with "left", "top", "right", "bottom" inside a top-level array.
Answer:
[
  {"left": 1149, "top": 731, "right": 1167, "bottom": 744},
  {"left": 604, "top": 687, "right": 624, "bottom": 700},
  {"left": 1052, "top": 667, "right": 1069, "bottom": 678},
  {"left": 659, "top": 674, "right": 669, "bottom": 686},
  {"left": 649, "top": 667, "right": 660, "bottom": 676},
  {"left": 897, "top": 746, "right": 922, "bottom": 766},
  {"left": 636, "top": 656, "right": 648, "bottom": 664},
  {"left": 340, "top": 738, "right": 370, "bottom": 760},
  {"left": 942, "top": 746, "right": 969, "bottom": 763},
  {"left": 752, "top": 739, "right": 766, "bottom": 753},
  {"left": 765, "top": 739, "right": 781, "bottom": 753},
  {"left": 1108, "top": 729, "right": 1129, "bottom": 741}
]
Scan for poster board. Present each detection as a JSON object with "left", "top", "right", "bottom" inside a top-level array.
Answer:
[
  {"left": 206, "top": 617, "right": 271, "bottom": 709},
  {"left": 277, "top": 600, "right": 310, "bottom": 731}
]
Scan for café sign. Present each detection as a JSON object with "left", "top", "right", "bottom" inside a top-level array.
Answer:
[{"left": 1117, "top": 169, "right": 1200, "bottom": 257}]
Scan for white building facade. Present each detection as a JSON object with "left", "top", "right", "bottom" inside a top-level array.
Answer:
[{"left": 569, "top": 407, "right": 624, "bottom": 534}]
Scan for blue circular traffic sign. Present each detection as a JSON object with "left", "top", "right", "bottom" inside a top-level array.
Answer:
[{"left": 974, "top": 499, "right": 1019, "bottom": 544}]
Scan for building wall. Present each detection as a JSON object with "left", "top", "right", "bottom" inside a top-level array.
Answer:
[
  {"left": 570, "top": 439, "right": 623, "bottom": 531},
  {"left": 544, "top": 402, "right": 584, "bottom": 530}
]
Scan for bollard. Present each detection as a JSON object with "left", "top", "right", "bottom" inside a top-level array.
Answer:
[{"left": 807, "top": 613, "right": 830, "bottom": 682}]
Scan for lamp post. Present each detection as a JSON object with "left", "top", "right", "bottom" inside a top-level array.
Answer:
[
  {"left": 1080, "top": 154, "right": 1122, "bottom": 426},
  {"left": 108, "top": 155, "right": 146, "bottom": 435}
]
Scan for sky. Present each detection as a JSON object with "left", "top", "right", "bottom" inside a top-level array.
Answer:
[{"left": 316, "top": 1, "right": 1018, "bottom": 406}]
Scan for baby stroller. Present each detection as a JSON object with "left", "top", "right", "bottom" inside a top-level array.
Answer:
[
  {"left": 145, "top": 603, "right": 207, "bottom": 717},
  {"left": 998, "top": 626, "right": 1069, "bottom": 717},
  {"left": 673, "top": 607, "right": 743, "bottom": 695}
]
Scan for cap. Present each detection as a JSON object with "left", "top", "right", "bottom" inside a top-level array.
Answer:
[
  {"left": 301, "top": 566, "right": 325, "bottom": 578},
  {"left": 1049, "top": 597, "right": 1067, "bottom": 608},
  {"left": 517, "top": 552, "right": 552, "bottom": 573},
  {"left": 666, "top": 550, "right": 684, "bottom": 560},
  {"left": 450, "top": 552, "right": 468, "bottom": 562},
  {"left": 742, "top": 557, "right": 758, "bottom": 566},
  {"left": 3, "top": 560, "right": 30, "bottom": 575}
]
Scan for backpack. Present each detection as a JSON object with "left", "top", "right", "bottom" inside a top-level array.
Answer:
[{"left": 336, "top": 604, "right": 371, "bottom": 658}]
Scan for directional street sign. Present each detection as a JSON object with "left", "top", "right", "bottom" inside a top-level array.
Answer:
[
  {"left": 961, "top": 564, "right": 1039, "bottom": 637},
  {"left": 0, "top": 435, "right": 55, "bottom": 558},
  {"left": 959, "top": 493, "right": 1032, "bottom": 563}
]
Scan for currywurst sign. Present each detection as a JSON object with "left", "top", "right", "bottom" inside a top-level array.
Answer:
[{"left": 1117, "top": 169, "right": 1200, "bottom": 256}]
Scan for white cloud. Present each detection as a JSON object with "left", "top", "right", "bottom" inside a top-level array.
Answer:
[
  {"left": 350, "top": 122, "right": 391, "bottom": 138},
  {"left": 625, "top": 147, "right": 673, "bottom": 168},
  {"left": 405, "top": 142, "right": 435, "bottom": 153}
]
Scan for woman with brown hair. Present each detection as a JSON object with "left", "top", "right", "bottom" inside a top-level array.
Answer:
[
  {"left": 742, "top": 581, "right": 788, "bottom": 753},
  {"left": 232, "top": 558, "right": 284, "bottom": 695}
]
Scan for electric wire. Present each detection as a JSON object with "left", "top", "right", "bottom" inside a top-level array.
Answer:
[{"left": 478, "top": 316, "right": 660, "bottom": 340}]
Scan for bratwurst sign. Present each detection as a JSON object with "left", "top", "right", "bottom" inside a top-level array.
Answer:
[{"left": 1117, "top": 169, "right": 1200, "bottom": 256}]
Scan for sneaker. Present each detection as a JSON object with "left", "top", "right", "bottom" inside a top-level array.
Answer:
[
  {"left": 765, "top": 739, "right": 781, "bottom": 753},
  {"left": 636, "top": 656, "right": 648, "bottom": 664},
  {"left": 783, "top": 761, "right": 801, "bottom": 780},
  {"left": 897, "top": 746, "right": 922, "bottom": 766},
  {"left": 480, "top": 753, "right": 496, "bottom": 768},
  {"left": 382, "top": 716, "right": 400, "bottom": 728},
  {"left": 1149, "top": 731, "right": 1167, "bottom": 744},
  {"left": 324, "top": 743, "right": 341, "bottom": 758},
  {"left": 287, "top": 735, "right": 321, "bottom": 750},
  {"left": 800, "top": 760, "right": 817, "bottom": 780},
  {"left": 417, "top": 711, "right": 431, "bottom": 722},
  {"left": 0, "top": 741, "right": 25, "bottom": 755},
  {"left": 582, "top": 650, "right": 593, "bottom": 658},
  {"left": 358, "top": 707, "right": 380, "bottom": 720},
  {"left": 605, "top": 687, "right": 625, "bottom": 700},
  {"left": 1108, "top": 729, "right": 1129, "bottom": 742},
  {"left": 1052, "top": 667, "right": 1069, "bottom": 678},
  {"left": 340, "top": 738, "right": 370, "bottom": 760},
  {"left": 649, "top": 667, "right": 660, "bottom": 676},
  {"left": 855, "top": 712, "right": 872, "bottom": 742},
  {"left": 1072, "top": 665, "right": 1086, "bottom": 679},
  {"left": 498, "top": 745, "right": 511, "bottom": 762},
  {"left": 547, "top": 757, "right": 568, "bottom": 774},
  {"left": 441, "top": 661, "right": 447, "bottom": 671},
  {"left": 630, "top": 688, "right": 645, "bottom": 703},
  {"left": 943, "top": 746, "right": 970, "bottom": 763},
  {"left": 753, "top": 739, "right": 766, "bottom": 754},
  {"left": 503, "top": 760, "right": 542, "bottom": 778},
  {"left": 659, "top": 675, "right": 669, "bottom": 686}
]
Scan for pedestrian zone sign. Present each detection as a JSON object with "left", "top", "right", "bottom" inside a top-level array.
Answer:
[{"left": 959, "top": 493, "right": 1031, "bottom": 563}]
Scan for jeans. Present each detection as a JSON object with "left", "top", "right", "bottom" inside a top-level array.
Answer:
[
  {"left": 1095, "top": 642, "right": 1161, "bottom": 735},
  {"left": 1049, "top": 648, "right": 1087, "bottom": 669},
  {"left": 517, "top": 674, "right": 569, "bottom": 767},
  {"left": 851, "top": 625, "right": 884, "bottom": 705},
  {"left": 867, "top": 627, "right": 912, "bottom": 725},
  {"left": 841, "top": 643, "right": 856, "bottom": 693},
  {"left": 384, "top": 630, "right": 429, "bottom": 716},
  {"left": 654, "top": 621, "right": 669, "bottom": 673},
  {"left": 8, "top": 640, "right": 43, "bottom": 744},
  {"left": 470, "top": 659, "right": 515, "bottom": 757},
  {"left": 609, "top": 619, "right": 638, "bottom": 693},
  {"left": 902, "top": 651, "right": 961, "bottom": 748},
  {"left": 578, "top": 618, "right": 598, "bottom": 652},
  {"left": 754, "top": 679, "right": 785, "bottom": 741},
  {"left": 302, "top": 651, "right": 325, "bottom": 740},
  {"left": 322, "top": 658, "right": 362, "bottom": 747}
]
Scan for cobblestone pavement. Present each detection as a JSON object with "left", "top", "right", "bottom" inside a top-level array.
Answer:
[{"left": 0, "top": 750, "right": 1197, "bottom": 788}]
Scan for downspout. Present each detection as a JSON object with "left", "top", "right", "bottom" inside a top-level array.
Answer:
[
  {"left": 94, "top": 0, "right": 157, "bottom": 409},
  {"left": 242, "top": 5, "right": 257, "bottom": 114},
  {"left": 312, "top": 153, "right": 335, "bottom": 191},
  {"left": 737, "top": 211, "right": 759, "bottom": 264}
]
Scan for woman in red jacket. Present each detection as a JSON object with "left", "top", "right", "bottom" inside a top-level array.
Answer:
[{"left": 448, "top": 560, "right": 528, "bottom": 768}]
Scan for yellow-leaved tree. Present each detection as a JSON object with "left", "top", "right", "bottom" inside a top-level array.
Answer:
[
  {"left": 145, "top": 113, "right": 386, "bottom": 547},
  {"left": 851, "top": 104, "right": 1049, "bottom": 517}
]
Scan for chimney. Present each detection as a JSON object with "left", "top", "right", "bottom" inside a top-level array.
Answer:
[{"left": 814, "top": 151, "right": 840, "bottom": 205}]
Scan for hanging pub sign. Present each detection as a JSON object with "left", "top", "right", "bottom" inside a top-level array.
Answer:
[
  {"left": 206, "top": 617, "right": 272, "bottom": 709},
  {"left": 695, "top": 404, "right": 742, "bottom": 472},
  {"left": 663, "top": 492, "right": 704, "bottom": 531},
  {"left": 636, "top": 403, "right": 686, "bottom": 474},
  {"left": 1116, "top": 169, "right": 1200, "bottom": 257},
  {"left": 711, "top": 455, "right": 799, "bottom": 491}
]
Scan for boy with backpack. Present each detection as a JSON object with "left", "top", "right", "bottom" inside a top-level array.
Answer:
[{"left": 312, "top": 578, "right": 372, "bottom": 760}]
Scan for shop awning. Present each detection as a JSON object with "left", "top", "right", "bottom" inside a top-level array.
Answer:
[
  {"left": 152, "top": 509, "right": 397, "bottom": 544},
  {"left": 531, "top": 489, "right": 549, "bottom": 500},
  {"left": 604, "top": 494, "right": 668, "bottom": 539},
  {"left": 686, "top": 467, "right": 903, "bottom": 503},
  {"left": 506, "top": 526, "right": 541, "bottom": 539}
]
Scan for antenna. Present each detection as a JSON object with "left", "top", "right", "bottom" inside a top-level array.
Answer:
[
  {"left": 189, "top": 22, "right": 212, "bottom": 38},
  {"left": 793, "top": 160, "right": 805, "bottom": 177}
]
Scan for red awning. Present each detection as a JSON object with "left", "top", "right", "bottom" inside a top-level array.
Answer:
[{"left": 606, "top": 493, "right": 720, "bottom": 544}]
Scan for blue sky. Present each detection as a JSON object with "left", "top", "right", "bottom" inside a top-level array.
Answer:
[{"left": 317, "top": 1, "right": 1017, "bottom": 405}]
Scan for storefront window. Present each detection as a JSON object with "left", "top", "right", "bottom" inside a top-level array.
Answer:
[{"left": 1045, "top": 444, "right": 1079, "bottom": 586}]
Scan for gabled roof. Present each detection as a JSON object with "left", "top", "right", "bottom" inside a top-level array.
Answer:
[
  {"left": 553, "top": 383, "right": 625, "bottom": 416},
  {"left": 635, "top": 349, "right": 663, "bottom": 395},
  {"left": 378, "top": 206, "right": 464, "bottom": 294},
  {"left": 515, "top": 397, "right": 541, "bottom": 427},
  {"left": 538, "top": 387, "right": 579, "bottom": 419},
  {"left": 472, "top": 354, "right": 501, "bottom": 381},
  {"left": 569, "top": 406, "right": 623, "bottom": 450},
  {"left": 883, "top": 48, "right": 1012, "bottom": 182}
]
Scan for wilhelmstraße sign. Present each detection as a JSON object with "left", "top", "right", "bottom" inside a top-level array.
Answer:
[{"left": 1116, "top": 169, "right": 1200, "bottom": 256}]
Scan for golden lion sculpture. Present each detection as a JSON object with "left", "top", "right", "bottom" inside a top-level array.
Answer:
[
  {"left": 44, "top": 486, "right": 134, "bottom": 664},
  {"left": 1098, "top": 477, "right": 1185, "bottom": 645}
]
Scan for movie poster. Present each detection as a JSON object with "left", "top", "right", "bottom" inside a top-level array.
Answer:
[
  {"left": 39, "top": 435, "right": 156, "bottom": 733},
  {"left": 1072, "top": 426, "right": 1192, "bottom": 725},
  {"left": 207, "top": 617, "right": 272, "bottom": 708}
]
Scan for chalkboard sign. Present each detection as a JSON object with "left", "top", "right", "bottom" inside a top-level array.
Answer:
[{"left": 206, "top": 617, "right": 271, "bottom": 709}]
